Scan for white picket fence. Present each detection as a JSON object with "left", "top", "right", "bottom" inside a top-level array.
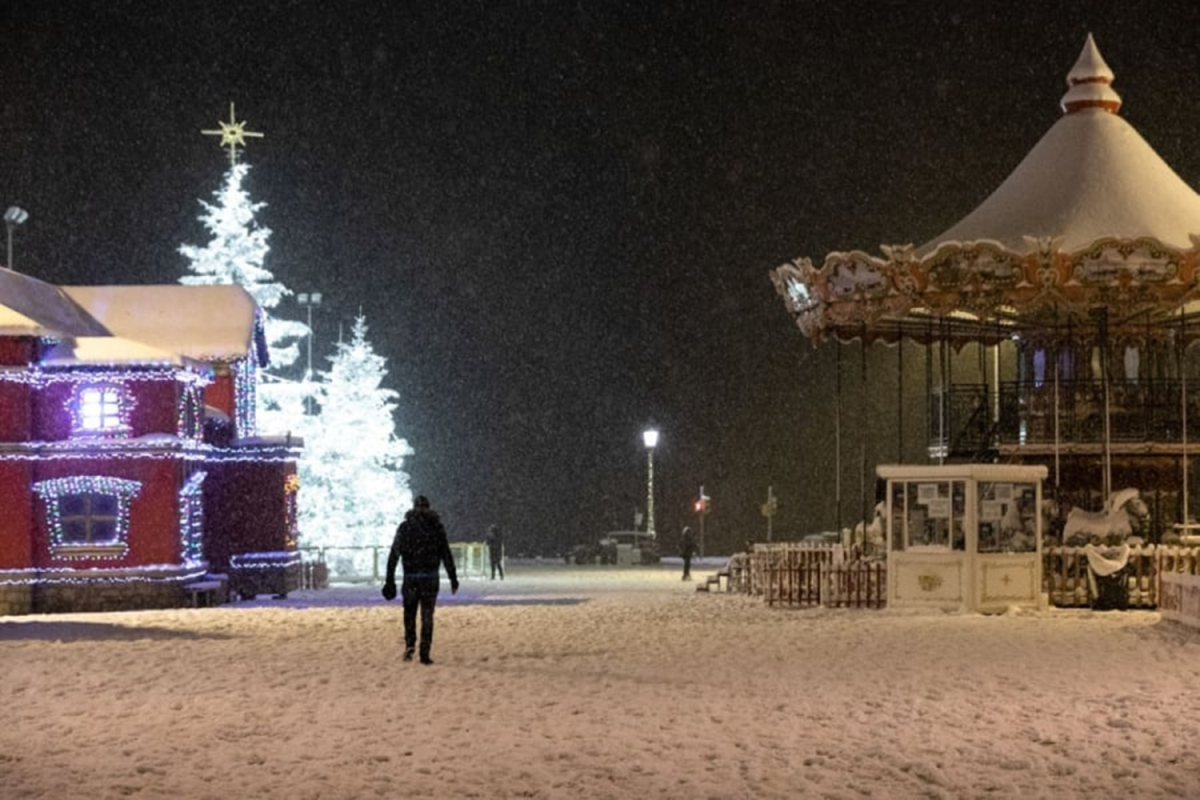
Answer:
[
  {"left": 1043, "top": 544, "right": 1200, "bottom": 608},
  {"left": 739, "top": 543, "right": 886, "bottom": 609},
  {"left": 724, "top": 542, "right": 1200, "bottom": 611}
]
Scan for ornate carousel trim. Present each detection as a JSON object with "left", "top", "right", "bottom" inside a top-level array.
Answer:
[{"left": 771, "top": 237, "right": 1200, "bottom": 347}]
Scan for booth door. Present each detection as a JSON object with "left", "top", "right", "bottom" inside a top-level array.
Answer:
[
  {"left": 972, "top": 480, "right": 1042, "bottom": 612},
  {"left": 887, "top": 479, "right": 970, "bottom": 609}
]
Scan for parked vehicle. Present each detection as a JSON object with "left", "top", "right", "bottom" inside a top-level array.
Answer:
[{"left": 570, "top": 531, "right": 661, "bottom": 565}]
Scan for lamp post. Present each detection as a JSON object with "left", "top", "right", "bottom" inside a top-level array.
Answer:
[
  {"left": 762, "top": 485, "right": 777, "bottom": 542},
  {"left": 642, "top": 428, "right": 659, "bottom": 538},
  {"left": 693, "top": 485, "right": 711, "bottom": 558},
  {"left": 297, "top": 292, "right": 322, "bottom": 412},
  {"left": 5, "top": 206, "right": 29, "bottom": 271}
]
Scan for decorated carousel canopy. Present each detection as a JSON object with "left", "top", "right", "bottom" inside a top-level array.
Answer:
[{"left": 772, "top": 35, "right": 1200, "bottom": 348}]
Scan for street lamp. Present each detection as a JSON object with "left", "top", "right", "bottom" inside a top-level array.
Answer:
[
  {"left": 5, "top": 206, "right": 29, "bottom": 271},
  {"left": 642, "top": 428, "right": 659, "bottom": 538},
  {"left": 297, "top": 292, "right": 322, "bottom": 412}
]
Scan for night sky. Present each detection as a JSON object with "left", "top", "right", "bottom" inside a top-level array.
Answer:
[{"left": 5, "top": 2, "right": 1200, "bottom": 555}]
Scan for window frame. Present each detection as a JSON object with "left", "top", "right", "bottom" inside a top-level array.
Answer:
[
  {"left": 33, "top": 476, "right": 142, "bottom": 560},
  {"left": 69, "top": 383, "right": 135, "bottom": 438}
]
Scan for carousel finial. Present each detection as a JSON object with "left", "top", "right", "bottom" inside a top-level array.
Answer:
[{"left": 1061, "top": 33, "right": 1122, "bottom": 115}]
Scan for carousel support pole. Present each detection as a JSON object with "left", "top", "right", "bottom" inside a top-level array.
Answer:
[
  {"left": 1182, "top": 309, "right": 1189, "bottom": 530},
  {"left": 1054, "top": 346, "right": 1061, "bottom": 490},
  {"left": 861, "top": 333, "right": 868, "bottom": 524},
  {"left": 938, "top": 323, "right": 947, "bottom": 465},
  {"left": 897, "top": 330, "right": 904, "bottom": 462},
  {"left": 992, "top": 342, "right": 1001, "bottom": 425},
  {"left": 1058, "top": 312, "right": 1071, "bottom": 491},
  {"left": 860, "top": 443, "right": 867, "bottom": 537},
  {"left": 836, "top": 344, "right": 843, "bottom": 536},
  {"left": 925, "top": 325, "right": 934, "bottom": 463},
  {"left": 1100, "top": 308, "right": 1112, "bottom": 500}
]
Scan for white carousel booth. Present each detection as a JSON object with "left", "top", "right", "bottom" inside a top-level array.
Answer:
[{"left": 880, "top": 464, "right": 1047, "bottom": 613}]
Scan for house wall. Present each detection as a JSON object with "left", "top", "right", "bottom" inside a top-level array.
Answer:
[
  {"left": 0, "top": 337, "right": 36, "bottom": 367},
  {"left": 203, "top": 458, "right": 296, "bottom": 571},
  {"left": 31, "top": 456, "right": 183, "bottom": 569},
  {"left": 0, "top": 461, "right": 34, "bottom": 568},
  {"left": 33, "top": 377, "right": 183, "bottom": 440},
  {"left": 205, "top": 370, "right": 235, "bottom": 420},
  {"left": 0, "top": 382, "right": 32, "bottom": 441}
]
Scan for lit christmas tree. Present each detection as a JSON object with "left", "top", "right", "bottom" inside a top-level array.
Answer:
[
  {"left": 178, "top": 161, "right": 309, "bottom": 371},
  {"left": 300, "top": 315, "right": 413, "bottom": 568},
  {"left": 180, "top": 107, "right": 413, "bottom": 574}
]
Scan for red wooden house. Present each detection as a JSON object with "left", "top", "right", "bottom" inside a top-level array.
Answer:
[{"left": 0, "top": 267, "right": 301, "bottom": 614}]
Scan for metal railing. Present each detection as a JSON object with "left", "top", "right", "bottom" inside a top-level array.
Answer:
[
  {"left": 931, "top": 380, "right": 1200, "bottom": 455},
  {"left": 298, "top": 543, "right": 492, "bottom": 587}
]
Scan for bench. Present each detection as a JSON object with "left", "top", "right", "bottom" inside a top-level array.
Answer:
[{"left": 183, "top": 579, "right": 224, "bottom": 608}]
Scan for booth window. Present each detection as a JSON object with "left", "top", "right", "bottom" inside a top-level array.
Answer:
[
  {"left": 977, "top": 482, "right": 1038, "bottom": 553},
  {"left": 894, "top": 480, "right": 966, "bottom": 551}
]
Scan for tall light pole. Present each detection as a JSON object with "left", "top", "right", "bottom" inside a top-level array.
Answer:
[
  {"left": 642, "top": 428, "right": 659, "bottom": 538},
  {"left": 693, "top": 485, "right": 711, "bottom": 558},
  {"left": 297, "top": 292, "right": 322, "bottom": 412},
  {"left": 5, "top": 206, "right": 29, "bottom": 271}
]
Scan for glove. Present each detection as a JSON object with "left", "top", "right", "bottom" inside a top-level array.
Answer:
[
  {"left": 450, "top": 578, "right": 459, "bottom": 595},
  {"left": 381, "top": 581, "right": 397, "bottom": 601}
]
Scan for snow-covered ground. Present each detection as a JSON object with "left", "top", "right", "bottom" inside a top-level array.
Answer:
[{"left": 4, "top": 560, "right": 1200, "bottom": 799}]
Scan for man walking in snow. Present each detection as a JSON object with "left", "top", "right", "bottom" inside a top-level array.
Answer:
[
  {"left": 487, "top": 524, "right": 504, "bottom": 580},
  {"left": 382, "top": 495, "right": 459, "bottom": 665}
]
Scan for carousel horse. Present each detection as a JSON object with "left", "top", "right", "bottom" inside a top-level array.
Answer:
[
  {"left": 1061, "top": 488, "right": 1149, "bottom": 546},
  {"left": 998, "top": 501, "right": 1036, "bottom": 551},
  {"left": 853, "top": 502, "right": 886, "bottom": 551}
]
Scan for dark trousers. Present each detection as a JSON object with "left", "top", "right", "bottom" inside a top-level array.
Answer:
[
  {"left": 490, "top": 551, "right": 504, "bottom": 580},
  {"left": 682, "top": 555, "right": 692, "bottom": 579},
  {"left": 401, "top": 576, "right": 440, "bottom": 657}
]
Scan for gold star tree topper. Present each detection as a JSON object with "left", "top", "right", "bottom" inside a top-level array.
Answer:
[{"left": 202, "top": 102, "right": 263, "bottom": 165}]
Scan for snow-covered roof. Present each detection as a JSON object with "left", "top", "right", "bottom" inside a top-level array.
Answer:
[
  {"left": 0, "top": 267, "right": 110, "bottom": 338},
  {"left": 773, "top": 35, "right": 1200, "bottom": 346},
  {"left": 0, "top": 305, "right": 48, "bottom": 334},
  {"left": 61, "top": 284, "right": 260, "bottom": 363},
  {"left": 40, "top": 336, "right": 190, "bottom": 368},
  {"left": 918, "top": 34, "right": 1200, "bottom": 255},
  {"left": 0, "top": 266, "right": 263, "bottom": 366}
]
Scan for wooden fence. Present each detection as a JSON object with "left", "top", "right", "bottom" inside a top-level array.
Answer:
[
  {"left": 732, "top": 542, "right": 1200, "bottom": 611},
  {"left": 1044, "top": 544, "right": 1200, "bottom": 609},
  {"left": 749, "top": 543, "right": 886, "bottom": 609}
]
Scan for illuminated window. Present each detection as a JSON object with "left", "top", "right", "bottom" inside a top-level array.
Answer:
[
  {"left": 34, "top": 476, "right": 141, "bottom": 559},
  {"left": 70, "top": 384, "right": 134, "bottom": 436}
]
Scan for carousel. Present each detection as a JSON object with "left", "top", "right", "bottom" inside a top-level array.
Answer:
[{"left": 771, "top": 36, "right": 1200, "bottom": 611}]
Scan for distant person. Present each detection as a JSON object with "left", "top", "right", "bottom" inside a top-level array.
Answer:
[
  {"left": 382, "top": 495, "right": 459, "bottom": 665},
  {"left": 681, "top": 526, "right": 697, "bottom": 581},
  {"left": 487, "top": 524, "right": 505, "bottom": 580}
]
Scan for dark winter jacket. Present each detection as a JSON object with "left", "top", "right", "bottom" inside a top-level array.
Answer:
[
  {"left": 681, "top": 530, "right": 697, "bottom": 559},
  {"left": 386, "top": 509, "right": 458, "bottom": 583}
]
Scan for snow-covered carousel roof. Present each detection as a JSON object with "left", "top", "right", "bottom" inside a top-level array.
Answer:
[{"left": 772, "top": 35, "right": 1200, "bottom": 346}]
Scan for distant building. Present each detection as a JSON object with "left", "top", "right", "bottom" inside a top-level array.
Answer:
[{"left": 0, "top": 267, "right": 301, "bottom": 614}]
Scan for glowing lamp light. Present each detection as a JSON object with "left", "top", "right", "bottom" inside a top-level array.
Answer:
[
  {"left": 5, "top": 205, "right": 28, "bottom": 270},
  {"left": 642, "top": 427, "right": 659, "bottom": 538}
]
